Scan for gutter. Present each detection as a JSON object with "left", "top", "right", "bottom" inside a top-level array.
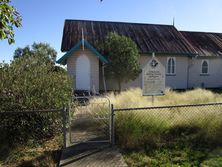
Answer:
[{"left": 140, "top": 51, "right": 197, "bottom": 57}]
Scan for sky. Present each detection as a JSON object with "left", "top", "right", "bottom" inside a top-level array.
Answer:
[{"left": 1, "top": 0, "right": 222, "bottom": 63}]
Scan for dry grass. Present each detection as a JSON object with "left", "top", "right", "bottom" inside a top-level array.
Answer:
[
  {"left": 89, "top": 88, "right": 222, "bottom": 150},
  {"left": 0, "top": 135, "right": 62, "bottom": 167},
  {"left": 106, "top": 88, "right": 222, "bottom": 107},
  {"left": 96, "top": 88, "right": 222, "bottom": 166}
]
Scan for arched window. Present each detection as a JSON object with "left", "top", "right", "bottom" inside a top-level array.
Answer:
[
  {"left": 167, "top": 57, "right": 176, "bottom": 74},
  {"left": 201, "top": 60, "right": 208, "bottom": 74}
]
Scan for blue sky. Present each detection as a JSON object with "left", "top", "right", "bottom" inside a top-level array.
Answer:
[{"left": 1, "top": 0, "right": 222, "bottom": 63}]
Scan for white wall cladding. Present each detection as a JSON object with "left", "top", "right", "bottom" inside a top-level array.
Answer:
[
  {"left": 66, "top": 48, "right": 99, "bottom": 92},
  {"left": 188, "top": 57, "right": 222, "bottom": 88},
  {"left": 105, "top": 54, "right": 189, "bottom": 90},
  {"left": 66, "top": 50, "right": 222, "bottom": 92}
]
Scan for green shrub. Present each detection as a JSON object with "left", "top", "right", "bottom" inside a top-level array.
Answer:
[
  {"left": 201, "top": 148, "right": 222, "bottom": 167},
  {"left": 0, "top": 55, "right": 72, "bottom": 144},
  {"left": 0, "top": 56, "right": 72, "bottom": 111}
]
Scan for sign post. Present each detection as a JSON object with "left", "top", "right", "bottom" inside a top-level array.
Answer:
[{"left": 142, "top": 53, "right": 165, "bottom": 104}]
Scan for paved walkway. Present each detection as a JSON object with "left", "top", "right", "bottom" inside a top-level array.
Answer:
[{"left": 59, "top": 143, "right": 128, "bottom": 167}]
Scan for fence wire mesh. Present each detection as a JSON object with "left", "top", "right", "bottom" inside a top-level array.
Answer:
[
  {"left": 68, "top": 96, "right": 111, "bottom": 144},
  {"left": 113, "top": 103, "right": 222, "bottom": 149},
  {"left": 0, "top": 109, "right": 65, "bottom": 149}
]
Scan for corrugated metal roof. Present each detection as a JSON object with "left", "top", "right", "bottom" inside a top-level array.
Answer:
[
  {"left": 181, "top": 31, "right": 222, "bottom": 57},
  {"left": 61, "top": 20, "right": 197, "bottom": 55}
]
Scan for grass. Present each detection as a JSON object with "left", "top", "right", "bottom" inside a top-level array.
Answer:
[
  {"left": 106, "top": 88, "right": 222, "bottom": 107},
  {"left": 91, "top": 88, "right": 222, "bottom": 166},
  {"left": 7, "top": 88, "right": 218, "bottom": 166},
  {"left": 123, "top": 147, "right": 222, "bottom": 167},
  {"left": 0, "top": 135, "right": 62, "bottom": 167}
]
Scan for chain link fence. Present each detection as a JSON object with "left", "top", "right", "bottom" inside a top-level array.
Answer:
[
  {"left": 0, "top": 108, "right": 66, "bottom": 147},
  {"left": 112, "top": 103, "right": 222, "bottom": 149},
  {"left": 68, "top": 96, "right": 111, "bottom": 145},
  {"left": 0, "top": 107, "right": 67, "bottom": 166}
]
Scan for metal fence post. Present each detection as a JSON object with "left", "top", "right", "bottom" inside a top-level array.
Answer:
[
  {"left": 62, "top": 105, "right": 67, "bottom": 148},
  {"left": 111, "top": 104, "right": 115, "bottom": 147}
]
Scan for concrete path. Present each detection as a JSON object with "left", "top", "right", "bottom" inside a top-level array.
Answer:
[{"left": 59, "top": 143, "right": 128, "bottom": 167}]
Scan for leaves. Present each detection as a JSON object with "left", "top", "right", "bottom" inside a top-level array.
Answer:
[
  {"left": 0, "top": 0, "right": 22, "bottom": 44},
  {"left": 102, "top": 32, "right": 141, "bottom": 91},
  {"left": 0, "top": 55, "right": 72, "bottom": 111},
  {"left": 13, "top": 42, "right": 57, "bottom": 63},
  {"left": 0, "top": 51, "right": 72, "bottom": 149}
]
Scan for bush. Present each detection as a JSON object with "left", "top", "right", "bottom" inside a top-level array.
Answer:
[
  {"left": 0, "top": 56, "right": 72, "bottom": 111},
  {"left": 0, "top": 55, "right": 72, "bottom": 144}
]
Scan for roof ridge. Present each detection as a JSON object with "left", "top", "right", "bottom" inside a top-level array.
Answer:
[
  {"left": 65, "top": 19, "right": 174, "bottom": 27},
  {"left": 180, "top": 30, "right": 222, "bottom": 34}
]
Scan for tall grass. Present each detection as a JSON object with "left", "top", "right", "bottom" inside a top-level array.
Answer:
[
  {"left": 107, "top": 88, "right": 222, "bottom": 107},
  {"left": 91, "top": 88, "right": 222, "bottom": 150}
]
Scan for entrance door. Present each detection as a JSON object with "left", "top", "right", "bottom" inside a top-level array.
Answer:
[{"left": 76, "top": 55, "right": 90, "bottom": 90}]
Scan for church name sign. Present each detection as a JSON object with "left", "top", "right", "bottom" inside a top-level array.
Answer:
[{"left": 142, "top": 54, "right": 165, "bottom": 96}]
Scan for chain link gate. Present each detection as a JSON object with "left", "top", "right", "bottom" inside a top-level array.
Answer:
[{"left": 68, "top": 96, "right": 111, "bottom": 145}]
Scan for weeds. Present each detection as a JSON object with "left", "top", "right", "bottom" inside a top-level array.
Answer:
[
  {"left": 92, "top": 88, "right": 222, "bottom": 166},
  {"left": 0, "top": 135, "right": 62, "bottom": 166}
]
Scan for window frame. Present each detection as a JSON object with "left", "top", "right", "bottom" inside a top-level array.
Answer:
[
  {"left": 200, "top": 59, "right": 209, "bottom": 75},
  {"left": 166, "top": 57, "right": 176, "bottom": 75}
]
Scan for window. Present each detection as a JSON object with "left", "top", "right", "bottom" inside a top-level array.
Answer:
[
  {"left": 167, "top": 57, "right": 176, "bottom": 74},
  {"left": 201, "top": 60, "right": 209, "bottom": 74}
]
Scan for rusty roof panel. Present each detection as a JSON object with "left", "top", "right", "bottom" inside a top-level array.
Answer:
[
  {"left": 180, "top": 31, "right": 222, "bottom": 57},
  {"left": 61, "top": 20, "right": 197, "bottom": 55}
]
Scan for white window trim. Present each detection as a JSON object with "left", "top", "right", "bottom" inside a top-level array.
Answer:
[
  {"left": 200, "top": 59, "right": 209, "bottom": 75},
  {"left": 166, "top": 57, "right": 176, "bottom": 75}
]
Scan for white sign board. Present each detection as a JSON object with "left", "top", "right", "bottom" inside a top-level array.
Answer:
[{"left": 142, "top": 55, "right": 165, "bottom": 96}]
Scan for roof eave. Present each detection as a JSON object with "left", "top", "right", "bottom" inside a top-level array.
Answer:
[
  {"left": 140, "top": 51, "right": 198, "bottom": 57},
  {"left": 56, "top": 39, "right": 109, "bottom": 65}
]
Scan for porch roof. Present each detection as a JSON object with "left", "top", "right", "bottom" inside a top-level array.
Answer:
[{"left": 56, "top": 39, "right": 109, "bottom": 65}]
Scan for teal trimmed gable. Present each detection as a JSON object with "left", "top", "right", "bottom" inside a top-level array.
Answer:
[{"left": 56, "top": 39, "right": 109, "bottom": 65}]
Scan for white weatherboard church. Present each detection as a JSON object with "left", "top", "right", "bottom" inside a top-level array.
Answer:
[{"left": 57, "top": 20, "right": 222, "bottom": 93}]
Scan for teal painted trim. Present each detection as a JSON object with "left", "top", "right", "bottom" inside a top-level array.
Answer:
[
  {"left": 56, "top": 39, "right": 109, "bottom": 64},
  {"left": 56, "top": 40, "right": 82, "bottom": 64},
  {"left": 84, "top": 40, "right": 109, "bottom": 64}
]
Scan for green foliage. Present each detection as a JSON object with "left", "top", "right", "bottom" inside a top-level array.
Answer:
[
  {"left": 116, "top": 108, "right": 222, "bottom": 166},
  {"left": 103, "top": 32, "right": 141, "bottom": 91},
  {"left": 0, "top": 55, "right": 71, "bottom": 111},
  {"left": 201, "top": 148, "right": 222, "bottom": 167},
  {"left": 124, "top": 147, "right": 222, "bottom": 166},
  {"left": 116, "top": 109, "right": 222, "bottom": 150},
  {"left": 116, "top": 112, "right": 167, "bottom": 150},
  {"left": 13, "top": 42, "right": 57, "bottom": 63},
  {"left": 0, "top": 135, "right": 62, "bottom": 166},
  {"left": 0, "top": 54, "right": 72, "bottom": 146},
  {"left": 0, "top": 0, "right": 22, "bottom": 44}
]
